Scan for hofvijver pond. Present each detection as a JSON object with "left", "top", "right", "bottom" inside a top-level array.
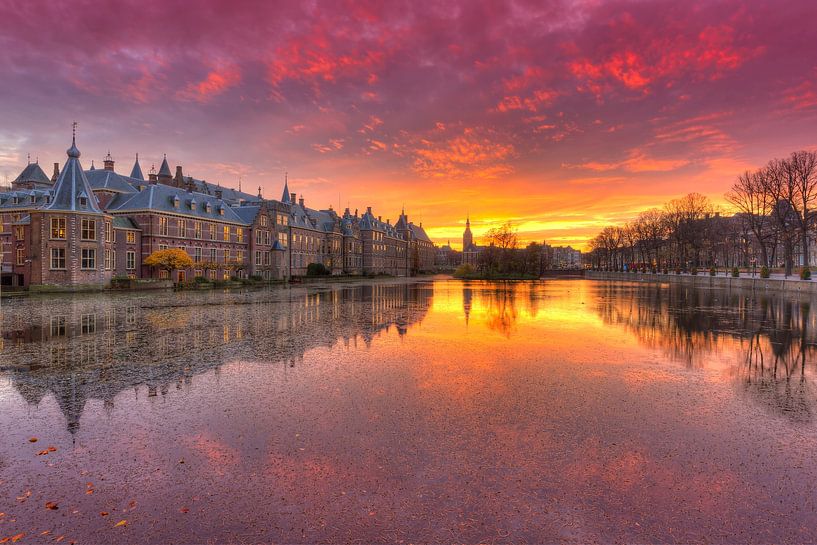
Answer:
[{"left": 1, "top": 278, "right": 816, "bottom": 544}]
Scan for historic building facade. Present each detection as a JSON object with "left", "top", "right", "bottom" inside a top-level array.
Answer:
[{"left": 0, "top": 138, "right": 436, "bottom": 289}]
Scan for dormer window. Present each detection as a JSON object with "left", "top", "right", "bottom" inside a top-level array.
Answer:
[
  {"left": 205, "top": 202, "right": 212, "bottom": 213},
  {"left": 190, "top": 199, "right": 197, "bottom": 211},
  {"left": 173, "top": 195, "right": 180, "bottom": 209},
  {"left": 218, "top": 206, "right": 224, "bottom": 216},
  {"left": 79, "top": 196, "right": 88, "bottom": 207},
  {"left": 12, "top": 197, "right": 19, "bottom": 205},
  {"left": 30, "top": 195, "right": 36, "bottom": 204}
]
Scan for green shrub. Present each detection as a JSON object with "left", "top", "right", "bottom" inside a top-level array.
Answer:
[
  {"left": 731, "top": 267, "right": 739, "bottom": 278},
  {"left": 690, "top": 267, "right": 698, "bottom": 276},
  {"left": 709, "top": 267, "right": 716, "bottom": 276},
  {"left": 306, "top": 262, "right": 330, "bottom": 276},
  {"left": 801, "top": 266, "right": 811, "bottom": 280},
  {"left": 453, "top": 263, "right": 475, "bottom": 278},
  {"left": 193, "top": 276, "right": 209, "bottom": 284},
  {"left": 760, "top": 266, "right": 770, "bottom": 279}
]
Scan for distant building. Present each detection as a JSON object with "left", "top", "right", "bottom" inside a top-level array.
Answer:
[{"left": 462, "top": 215, "right": 482, "bottom": 265}]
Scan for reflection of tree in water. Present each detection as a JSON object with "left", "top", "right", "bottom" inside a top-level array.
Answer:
[
  {"left": 595, "top": 283, "right": 817, "bottom": 420},
  {"left": 459, "top": 281, "right": 521, "bottom": 337},
  {"left": 0, "top": 282, "right": 433, "bottom": 434}
]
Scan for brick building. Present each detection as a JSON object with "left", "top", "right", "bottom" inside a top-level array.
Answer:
[{"left": 0, "top": 136, "right": 437, "bottom": 289}]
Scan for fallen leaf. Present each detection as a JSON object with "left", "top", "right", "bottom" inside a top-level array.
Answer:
[
  {"left": 45, "top": 502, "right": 59, "bottom": 510},
  {"left": 47, "top": 446, "right": 57, "bottom": 452},
  {"left": 28, "top": 438, "right": 38, "bottom": 443},
  {"left": 0, "top": 538, "right": 8, "bottom": 544},
  {"left": 179, "top": 507, "right": 189, "bottom": 513},
  {"left": 55, "top": 537, "right": 65, "bottom": 543},
  {"left": 11, "top": 534, "right": 24, "bottom": 543},
  {"left": 99, "top": 512, "right": 109, "bottom": 517},
  {"left": 85, "top": 490, "right": 93, "bottom": 495},
  {"left": 114, "top": 520, "right": 127, "bottom": 527}
]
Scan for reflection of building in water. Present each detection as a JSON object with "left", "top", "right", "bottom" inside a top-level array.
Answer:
[
  {"left": 594, "top": 283, "right": 817, "bottom": 421},
  {"left": 1, "top": 282, "right": 433, "bottom": 433}
]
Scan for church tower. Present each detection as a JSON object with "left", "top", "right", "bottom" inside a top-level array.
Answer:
[{"left": 463, "top": 215, "right": 473, "bottom": 250}]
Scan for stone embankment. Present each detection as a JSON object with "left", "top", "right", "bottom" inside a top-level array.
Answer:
[{"left": 586, "top": 270, "right": 817, "bottom": 295}]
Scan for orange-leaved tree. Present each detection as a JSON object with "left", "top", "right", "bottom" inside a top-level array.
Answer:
[{"left": 144, "top": 248, "right": 193, "bottom": 273}]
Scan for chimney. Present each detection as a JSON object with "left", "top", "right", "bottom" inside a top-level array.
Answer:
[
  {"left": 299, "top": 195, "right": 304, "bottom": 207},
  {"left": 103, "top": 151, "right": 115, "bottom": 171},
  {"left": 215, "top": 188, "right": 223, "bottom": 199},
  {"left": 51, "top": 163, "right": 59, "bottom": 182},
  {"left": 290, "top": 192, "right": 296, "bottom": 203},
  {"left": 354, "top": 208, "right": 358, "bottom": 217},
  {"left": 174, "top": 165, "right": 184, "bottom": 187},
  {"left": 366, "top": 206, "right": 372, "bottom": 214},
  {"left": 378, "top": 215, "right": 381, "bottom": 222},
  {"left": 149, "top": 172, "right": 158, "bottom": 184},
  {"left": 386, "top": 219, "right": 390, "bottom": 225}
]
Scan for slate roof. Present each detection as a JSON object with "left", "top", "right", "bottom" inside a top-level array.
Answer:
[
  {"left": 110, "top": 184, "right": 247, "bottom": 224},
  {"left": 281, "top": 178, "right": 291, "bottom": 203},
  {"left": 84, "top": 169, "right": 138, "bottom": 194},
  {"left": 45, "top": 139, "right": 103, "bottom": 213},
  {"left": 187, "top": 178, "right": 256, "bottom": 204},
  {"left": 0, "top": 189, "right": 51, "bottom": 209},
  {"left": 112, "top": 216, "right": 139, "bottom": 230},
  {"left": 409, "top": 223, "right": 432, "bottom": 242},
  {"left": 233, "top": 205, "right": 260, "bottom": 224},
  {"left": 13, "top": 163, "right": 52, "bottom": 186},
  {"left": 130, "top": 155, "right": 144, "bottom": 181},
  {"left": 158, "top": 156, "right": 172, "bottom": 177}
]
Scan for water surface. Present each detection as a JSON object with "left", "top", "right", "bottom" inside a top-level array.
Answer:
[{"left": 1, "top": 278, "right": 815, "bottom": 544}]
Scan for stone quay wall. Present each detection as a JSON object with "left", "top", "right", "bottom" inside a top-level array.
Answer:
[{"left": 586, "top": 270, "right": 817, "bottom": 296}]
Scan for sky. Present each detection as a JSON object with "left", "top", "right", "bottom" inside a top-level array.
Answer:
[{"left": 1, "top": 0, "right": 817, "bottom": 250}]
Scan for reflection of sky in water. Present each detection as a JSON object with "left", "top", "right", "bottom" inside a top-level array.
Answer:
[{"left": 0, "top": 279, "right": 815, "bottom": 544}]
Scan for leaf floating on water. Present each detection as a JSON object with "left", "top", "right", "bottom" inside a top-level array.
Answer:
[
  {"left": 114, "top": 520, "right": 127, "bottom": 527},
  {"left": 28, "top": 438, "right": 37, "bottom": 443},
  {"left": 45, "top": 501, "right": 59, "bottom": 510},
  {"left": 11, "top": 534, "right": 25, "bottom": 543},
  {"left": 179, "top": 507, "right": 189, "bottom": 513},
  {"left": 99, "top": 512, "right": 109, "bottom": 517}
]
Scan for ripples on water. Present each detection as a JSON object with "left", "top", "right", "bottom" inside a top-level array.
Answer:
[{"left": 0, "top": 278, "right": 815, "bottom": 544}]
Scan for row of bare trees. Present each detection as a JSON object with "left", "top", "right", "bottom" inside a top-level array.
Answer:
[{"left": 588, "top": 150, "right": 817, "bottom": 276}]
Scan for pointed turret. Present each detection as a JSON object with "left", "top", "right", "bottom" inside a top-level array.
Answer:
[
  {"left": 130, "top": 153, "right": 144, "bottom": 180},
  {"left": 103, "top": 150, "right": 114, "bottom": 171},
  {"left": 281, "top": 173, "right": 291, "bottom": 203},
  {"left": 157, "top": 154, "right": 172, "bottom": 184},
  {"left": 463, "top": 214, "right": 473, "bottom": 250},
  {"left": 46, "top": 134, "right": 102, "bottom": 212}
]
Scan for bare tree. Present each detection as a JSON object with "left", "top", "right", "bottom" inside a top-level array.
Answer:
[
  {"left": 762, "top": 159, "right": 799, "bottom": 276},
  {"left": 789, "top": 150, "right": 817, "bottom": 267},
  {"left": 726, "top": 169, "right": 776, "bottom": 267}
]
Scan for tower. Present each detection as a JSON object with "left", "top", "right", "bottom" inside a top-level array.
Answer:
[{"left": 463, "top": 215, "right": 473, "bottom": 250}]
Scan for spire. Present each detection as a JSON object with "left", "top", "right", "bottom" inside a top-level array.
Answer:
[
  {"left": 90, "top": 160, "right": 95, "bottom": 170},
  {"left": 258, "top": 185, "right": 262, "bottom": 198},
  {"left": 158, "top": 154, "right": 171, "bottom": 178},
  {"left": 281, "top": 172, "right": 291, "bottom": 203},
  {"left": 46, "top": 128, "right": 102, "bottom": 213},
  {"left": 130, "top": 153, "right": 144, "bottom": 180}
]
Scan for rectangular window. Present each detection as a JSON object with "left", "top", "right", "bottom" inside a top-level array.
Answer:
[
  {"left": 178, "top": 220, "right": 186, "bottom": 238},
  {"left": 278, "top": 232, "right": 288, "bottom": 248},
  {"left": 50, "top": 248, "right": 66, "bottom": 270},
  {"left": 224, "top": 249, "right": 230, "bottom": 262},
  {"left": 194, "top": 222, "right": 202, "bottom": 239},
  {"left": 159, "top": 270, "right": 169, "bottom": 279},
  {"left": 264, "top": 251, "right": 271, "bottom": 266},
  {"left": 14, "top": 226, "right": 24, "bottom": 240},
  {"left": 209, "top": 223, "right": 216, "bottom": 239},
  {"left": 81, "top": 219, "right": 96, "bottom": 240},
  {"left": 105, "top": 221, "right": 112, "bottom": 243},
  {"left": 236, "top": 227, "right": 243, "bottom": 243},
  {"left": 260, "top": 215, "right": 268, "bottom": 227},
  {"left": 105, "top": 249, "right": 113, "bottom": 270},
  {"left": 209, "top": 248, "right": 217, "bottom": 262},
  {"left": 50, "top": 316, "right": 67, "bottom": 337},
  {"left": 126, "top": 231, "right": 136, "bottom": 244},
  {"left": 255, "top": 251, "right": 262, "bottom": 266},
  {"left": 236, "top": 250, "right": 244, "bottom": 263},
  {"left": 126, "top": 251, "right": 136, "bottom": 270},
  {"left": 223, "top": 225, "right": 230, "bottom": 241},
  {"left": 158, "top": 244, "right": 168, "bottom": 251},
  {"left": 255, "top": 230, "right": 262, "bottom": 245},
  {"left": 81, "top": 248, "right": 96, "bottom": 270},
  {"left": 159, "top": 217, "right": 169, "bottom": 236},
  {"left": 194, "top": 247, "right": 202, "bottom": 263},
  {"left": 16, "top": 248, "right": 25, "bottom": 265}
]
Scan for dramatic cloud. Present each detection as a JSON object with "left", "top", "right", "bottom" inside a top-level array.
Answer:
[{"left": 1, "top": 0, "right": 816, "bottom": 249}]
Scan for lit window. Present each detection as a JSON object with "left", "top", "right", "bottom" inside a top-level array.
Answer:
[
  {"left": 16, "top": 248, "right": 25, "bottom": 265},
  {"left": 159, "top": 217, "right": 169, "bottom": 236},
  {"left": 178, "top": 220, "right": 186, "bottom": 238},
  {"left": 126, "top": 231, "right": 136, "bottom": 244},
  {"left": 223, "top": 225, "right": 230, "bottom": 241}
]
